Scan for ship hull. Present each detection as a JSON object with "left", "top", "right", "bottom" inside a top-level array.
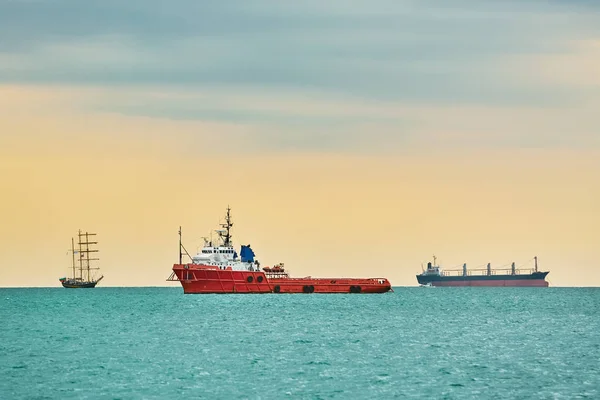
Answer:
[
  {"left": 172, "top": 265, "right": 392, "bottom": 294},
  {"left": 416, "top": 272, "right": 549, "bottom": 287},
  {"left": 61, "top": 281, "right": 99, "bottom": 288}
]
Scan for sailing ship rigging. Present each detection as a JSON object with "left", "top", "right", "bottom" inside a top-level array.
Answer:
[{"left": 59, "top": 230, "right": 103, "bottom": 288}]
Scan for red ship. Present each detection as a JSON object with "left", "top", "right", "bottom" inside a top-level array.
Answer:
[{"left": 167, "top": 207, "right": 392, "bottom": 294}]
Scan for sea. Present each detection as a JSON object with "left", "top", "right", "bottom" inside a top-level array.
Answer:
[{"left": 1, "top": 287, "right": 598, "bottom": 399}]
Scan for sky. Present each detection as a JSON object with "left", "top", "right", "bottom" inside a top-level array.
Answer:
[{"left": 0, "top": 0, "right": 599, "bottom": 287}]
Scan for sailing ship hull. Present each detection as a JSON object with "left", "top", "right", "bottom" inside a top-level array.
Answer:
[
  {"left": 416, "top": 272, "right": 549, "bottom": 287},
  {"left": 61, "top": 281, "right": 99, "bottom": 288},
  {"left": 172, "top": 264, "right": 392, "bottom": 294}
]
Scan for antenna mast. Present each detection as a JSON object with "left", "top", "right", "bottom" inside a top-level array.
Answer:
[{"left": 218, "top": 206, "right": 233, "bottom": 246}]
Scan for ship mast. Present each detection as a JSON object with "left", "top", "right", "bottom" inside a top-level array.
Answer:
[
  {"left": 71, "top": 237, "right": 76, "bottom": 279},
  {"left": 77, "top": 230, "right": 99, "bottom": 282},
  {"left": 177, "top": 226, "right": 193, "bottom": 264},
  {"left": 179, "top": 226, "right": 182, "bottom": 265},
  {"left": 86, "top": 232, "right": 90, "bottom": 281},
  {"left": 78, "top": 230, "right": 83, "bottom": 280},
  {"left": 218, "top": 206, "right": 233, "bottom": 246}
]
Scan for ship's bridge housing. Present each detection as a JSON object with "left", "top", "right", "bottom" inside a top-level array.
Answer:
[
  {"left": 422, "top": 261, "right": 441, "bottom": 276},
  {"left": 191, "top": 243, "right": 260, "bottom": 271}
]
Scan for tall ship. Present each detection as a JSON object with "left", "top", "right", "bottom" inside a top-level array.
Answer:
[
  {"left": 416, "top": 256, "right": 549, "bottom": 287},
  {"left": 59, "top": 230, "right": 104, "bottom": 288},
  {"left": 167, "top": 207, "right": 392, "bottom": 294}
]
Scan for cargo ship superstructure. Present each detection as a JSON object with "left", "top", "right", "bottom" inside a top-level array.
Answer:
[
  {"left": 168, "top": 207, "right": 392, "bottom": 294},
  {"left": 59, "top": 230, "right": 104, "bottom": 288},
  {"left": 416, "top": 256, "right": 549, "bottom": 287}
]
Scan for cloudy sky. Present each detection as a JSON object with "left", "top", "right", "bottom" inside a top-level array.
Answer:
[{"left": 1, "top": 0, "right": 599, "bottom": 286}]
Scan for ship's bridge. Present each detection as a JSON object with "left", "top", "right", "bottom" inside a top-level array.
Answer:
[
  {"left": 191, "top": 243, "right": 260, "bottom": 271},
  {"left": 192, "top": 245, "right": 237, "bottom": 263},
  {"left": 422, "top": 261, "right": 441, "bottom": 276}
]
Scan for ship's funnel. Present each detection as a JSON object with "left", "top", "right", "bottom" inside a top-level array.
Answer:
[{"left": 240, "top": 245, "right": 255, "bottom": 263}]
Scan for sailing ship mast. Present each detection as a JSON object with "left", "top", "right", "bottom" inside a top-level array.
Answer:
[
  {"left": 71, "top": 237, "right": 76, "bottom": 280},
  {"left": 77, "top": 230, "right": 99, "bottom": 281}
]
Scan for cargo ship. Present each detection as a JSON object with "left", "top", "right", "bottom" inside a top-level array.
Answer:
[
  {"left": 59, "top": 230, "right": 104, "bottom": 288},
  {"left": 416, "top": 256, "right": 549, "bottom": 287},
  {"left": 167, "top": 207, "right": 392, "bottom": 294}
]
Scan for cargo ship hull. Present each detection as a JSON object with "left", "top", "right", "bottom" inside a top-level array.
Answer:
[
  {"left": 417, "top": 272, "right": 549, "bottom": 287},
  {"left": 172, "top": 264, "right": 392, "bottom": 294}
]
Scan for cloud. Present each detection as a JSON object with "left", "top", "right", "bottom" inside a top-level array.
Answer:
[
  {"left": 1, "top": 1, "right": 599, "bottom": 104},
  {"left": 515, "top": 39, "right": 600, "bottom": 88},
  {"left": 1, "top": 84, "right": 598, "bottom": 154},
  {"left": 0, "top": 1, "right": 599, "bottom": 152}
]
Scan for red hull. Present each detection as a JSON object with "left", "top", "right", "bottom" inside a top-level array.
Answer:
[
  {"left": 430, "top": 279, "right": 549, "bottom": 287},
  {"left": 171, "top": 264, "right": 392, "bottom": 294}
]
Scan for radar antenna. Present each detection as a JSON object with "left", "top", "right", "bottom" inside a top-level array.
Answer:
[{"left": 217, "top": 206, "right": 233, "bottom": 246}]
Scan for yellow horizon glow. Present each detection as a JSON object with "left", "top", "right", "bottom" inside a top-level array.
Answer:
[{"left": 1, "top": 85, "right": 599, "bottom": 287}]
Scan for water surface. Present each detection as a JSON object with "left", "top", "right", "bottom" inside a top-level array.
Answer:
[{"left": 1, "top": 287, "right": 598, "bottom": 399}]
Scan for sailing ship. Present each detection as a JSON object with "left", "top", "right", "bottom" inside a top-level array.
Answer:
[
  {"left": 167, "top": 207, "right": 392, "bottom": 294},
  {"left": 59, "top": 230, "right": 104, "bottom": 288}
]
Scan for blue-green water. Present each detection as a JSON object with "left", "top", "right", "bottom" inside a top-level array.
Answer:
[{"left": 1, "top": 288, "right": 598, "bottom": 399}]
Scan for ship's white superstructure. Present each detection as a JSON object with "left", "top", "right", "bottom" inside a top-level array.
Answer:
[{"left": 188, "top": 207, "right": 260, "bottom": 271}]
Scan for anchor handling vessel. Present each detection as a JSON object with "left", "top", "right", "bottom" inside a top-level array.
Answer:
[
  {"left": 167, "top": 207, "right": 392, "bottom": 294},
  {"left": 416, "top": 256, "right": 549, "bottom": 287}
]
